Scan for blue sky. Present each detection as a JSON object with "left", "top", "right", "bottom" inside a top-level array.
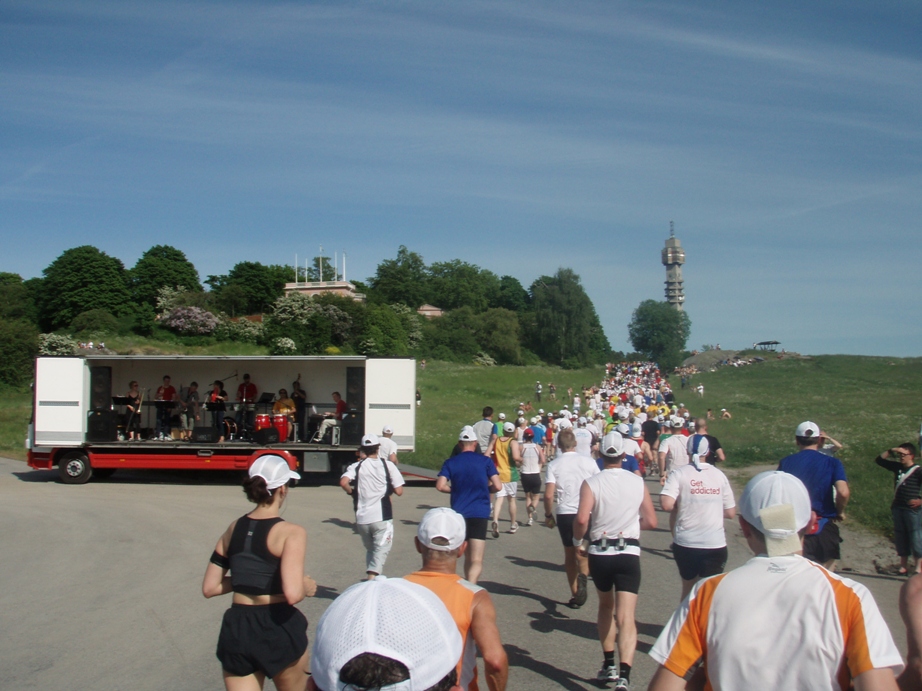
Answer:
[{"left": 2, "top": 1, "right": 920, "bottom": 355}]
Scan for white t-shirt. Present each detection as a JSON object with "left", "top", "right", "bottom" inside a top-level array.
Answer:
[
  {"left": 660, "top": 463, "right": 735, "bottom": 548},
  {"left": 622, "top": 437, "right": 642, "bottom": 459},
  {"left": 650, "top": 555, "right": 903, "bottom": 689},
  {"left": 545, "top": 452, "right": 599, "bottom": 515},
  {"left": 342, "top": 458, "right": 405, "bottom": 524},
  {"left": 584, "top": 468, "right": 646, "bottom": 556},
  {"left": 574, "top": 427, "right": 594, "bottom": 457},
  {"left": 520, "top": 442, "right": 542, "bottom": 475},
  {"left": 661, "top": 434, "right": 690, "bottom": 472},
  {"left": 378, "top": 436, "right": 398, "bottom": 462}
]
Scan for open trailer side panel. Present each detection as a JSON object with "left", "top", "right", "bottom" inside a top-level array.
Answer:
[
  {"left": 34, "top": 357, "right": 87, "bottom": 448},
  {"left": 364, "top": 358, "right": 416, "bottom": 451}
]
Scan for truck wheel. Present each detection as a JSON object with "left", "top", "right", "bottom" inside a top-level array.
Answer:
[{"left": 59, "top": 451, "right": 92, "bottom": 484}]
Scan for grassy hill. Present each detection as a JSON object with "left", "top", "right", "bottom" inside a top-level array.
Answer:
[{"left": 4, "top": 352, "right": 921, "bottom": 534}]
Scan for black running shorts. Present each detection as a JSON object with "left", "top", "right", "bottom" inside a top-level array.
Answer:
[
  {"left": 671, "top": 543, "right": 728, "bottom": 581},
  {"left": 803, "top": 520, "right": 842, "bottom": 564},
  {"left": 216, "top": 603, "right": 308, "bottom": 678},
  {"left": 465, "top": 517, "right": 488, "bottom": 541},
  {"left": 520, "top": 473, "right": 542, "bottom": 495},
  {"left": 588, "top": 553, "right": 641, "bottom": 594}
]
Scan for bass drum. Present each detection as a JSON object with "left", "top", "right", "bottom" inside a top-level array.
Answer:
[{"left": 223, "top": 418, "right": 238, "bottom": 440}]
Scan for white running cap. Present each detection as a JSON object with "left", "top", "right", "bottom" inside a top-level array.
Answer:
[
  {"left": 601, "top": 432, "right": 625, "bottom": 457},
  {"left": 361, "top": 433, "right": 380, "bottom": 447},
  {"left": 248, "top": 454, "right": 300, "bottom": 491},
  {"left": 503, "top": 421, "right": 515, "bottom": 433},
  {"left": 739, "top": 471, "right": 812, "bottom": 557},
  {"left": 795, "top": 421, "right": 820, "bottom": 439},
  {"left": 417, "top": 507, "right": 466, "bottom": 552},
  {"left": 310, "top": 578, "right": 462, "bottom": 691},
  {"left": 458, "top": 426, "right": 477, "bottom": 442},
  {"left": 616, "top": 423, "right": 630, "bottom": 436},
  {"left": 498, "top": 412, "right": 506, "bottom": 420},
  {"left": 381, "top": 424, "right": 394, "bottom": 435}
]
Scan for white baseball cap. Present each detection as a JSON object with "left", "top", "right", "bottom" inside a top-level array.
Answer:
[
  {"left": 361, "top": 433, "right": 380, "bottom": 447},
  {"left": 538, "top": 409, "right": 544, "bottom": 414},
  {"left": 530, "top": 416, "right": 538, "bottom": 425},
  {"left": 503, "top": 421, "right": 515, "bottom": 433},
  {"left": 795, "top": 421, "right": 821, "bottom": 439},
  {"left": 382, "top": 424, "right": 394, "bottom": 435},
  {"left": 601, "top": 432, "right": 625, "bottom": 457},
  {"left": 417, "top": 507, "right": 466, "bottom": 552},
  {"left": 739, "top": 471, "right": 812, "bottom": 557},
  {"left": 310, "top": 578, "right": 462, "bottom": 691},
  {"left": 498, "top": 412, "right": 506, "bottom": 420},
  {"left": 578, "top": 416, "right": 587, "bottom": 426},
  {"left": 631, "top": 422, "right": 642, "bottom": 438},
  {"left": 616, "top": 423, "right": 630, "bottom": 435},
  {"left": 248, "top": 454, "right": 301, "bottom": 491},
  {"left": 458, "top": 426, "right": 477, "bottom": 442}
]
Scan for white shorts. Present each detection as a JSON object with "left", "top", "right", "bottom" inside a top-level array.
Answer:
[{"left": 497, "top": 482, "right": 518, "bottom": 498}]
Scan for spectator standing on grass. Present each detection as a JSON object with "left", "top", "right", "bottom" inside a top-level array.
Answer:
[
  {"left": 339, "top": 434, "right": 405, "bottom": 580},
  {"left": 543, "top": 429, "right": 599, "bottom": 609},
  {"left": 405, "top": 507, "right": 509, "bottom": 691},
  {"left": 875, "top": 443, "right": 922, "bottom": 575},
  {"left": 778, "top": 421, "right": 850, "bottom": 571},
  {"left": 436, "top": 426, "right": 502, "bottom": 584},
  {"left": 535, "top": 380, "right": 542, "bottom": 403},
  {"left": 660, "top": 435, "right": 736, "bottom": 600},
  {"left": 648, "top": 471, "right": 902, "bottom": 691},
  {"left": 573, "top": 432, "right": 657, "bottom": 688}
]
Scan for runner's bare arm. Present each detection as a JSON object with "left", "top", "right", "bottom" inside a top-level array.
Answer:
[
  {"left": 647, "top": 665, "right": 688, "bottom": 690},
  {"left": 435, "top": 476, "right": 451, "bottom": 493},
  {"left": 471, "top": 591, "right": 509, "bottom": 691},
  {"left": 640, "top": 485, "right": 658, "bottom": 530}
]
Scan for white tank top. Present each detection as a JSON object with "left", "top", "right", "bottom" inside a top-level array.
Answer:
[
  {"left": 520, "top": 443, "right": 542, "bottom": 475},
  {"left": 585, "top": 468, "right": 645, "bottom": 555}
]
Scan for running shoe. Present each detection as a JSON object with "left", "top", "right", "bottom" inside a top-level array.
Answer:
[
  {"left": 613, "top": 677, "right": 630, "bottom": 690},
  {"left": 509, "top": 522, "right": 518, "bottom": 534},
  {"left": 491, "top": 521, "right": 499, "bottom": 538},
  {"left": 574, "top": 573, "right": 588, "bottom": 607},
  {"left": 526, "top": 515, "right": 534, "bottom": 526},
  {"left": 596, "top": 664, "right": 618, "bottom": 682}
]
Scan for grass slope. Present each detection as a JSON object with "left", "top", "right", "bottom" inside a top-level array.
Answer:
[{"left": 679, "top": 354, "right": 922, "bottom": 533}]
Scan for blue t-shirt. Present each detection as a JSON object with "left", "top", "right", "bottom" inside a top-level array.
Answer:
[
  {"left": 529, "top": 424, "right": 546, "bottom": 446},
  {"left": 778, "top": 448, "right": 847, "bottom": 524},
  {"left": 438, "top": 451, "right": 498, "bottom": 519},
  {"left": 598, "top": 455, "right": 640, "bottom": 473}
]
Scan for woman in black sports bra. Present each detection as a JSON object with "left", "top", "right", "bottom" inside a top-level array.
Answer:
[{"left": 203, "top": 454, "right": 317, "bottom": 691}]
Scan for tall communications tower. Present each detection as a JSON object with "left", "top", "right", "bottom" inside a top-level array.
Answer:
[{"left": 661, "top": 221, "right": 685, "bottom": 310}]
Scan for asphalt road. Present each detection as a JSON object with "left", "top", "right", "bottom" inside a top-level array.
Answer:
[{"left": 0, "top": 457, "right": 908, "bottom": 690}]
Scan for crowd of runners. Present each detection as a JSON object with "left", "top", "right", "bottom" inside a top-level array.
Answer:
[{"left": 202, "top": 360, "right": 922, "bottom": 691}]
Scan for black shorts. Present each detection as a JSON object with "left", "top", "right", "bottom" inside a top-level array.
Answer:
[
  {"left": 216, "top": 603, "right": 308, "bottom": 678},
  {"left": 465, "top": 517, "right": 488, "bottom": 541},
  {"left": 520, "top": 473, "right": 542, "bottom": 495},
  {"left": 588, "top": 553, "right": 641, "bottom": 594},
  {"left": 556, "top": 513, "right": 576, "bottom": 547},
  {"left": 671, "top": 543, "right": 728, "bottom": 581},
  {"left": 803, "top": 520, "right": 842, "bottom": 563}
]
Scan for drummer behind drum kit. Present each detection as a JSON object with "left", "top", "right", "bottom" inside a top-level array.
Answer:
[{"left": 220, "top": 409, "right": 291, "bottom": 443}]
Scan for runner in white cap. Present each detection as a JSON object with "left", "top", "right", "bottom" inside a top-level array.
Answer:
[
  {"left": 308, "top": 578, "right": 462, "bottom": 691},
  {"left": 649, "top": 471, "right": 902, "bottom": 690},
  {"left": 340, "top": 433, "right": 406, "bottom": 580},
  {"left": 405, "top": 508, "right": 509, "bottom": 691},
  {"left": 378, "top": 424, "right": 399, "bottom": 464},
  {"left": 203, "top": 454, "right": 316, "bottom": 691}
]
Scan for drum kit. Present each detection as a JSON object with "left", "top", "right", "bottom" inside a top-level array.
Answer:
[{"left": 221, "top": 409, "right": 292, "bottom": 442}]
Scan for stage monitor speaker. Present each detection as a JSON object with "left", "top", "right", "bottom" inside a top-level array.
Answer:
[
  {"left": 254, "top": 428, "right": 280, "bottom": 445},
  {"left": 90, "top": 366, "right": 112, "bottom": 411},
  {"left": 191, "top": 426, "right": 219, "bottom": 443},
  {"left": 340, "top": 415, "right": 363, "bottom": 445},
  {"left": 87, "top": 410, "right": 117, "bottom": 442}
]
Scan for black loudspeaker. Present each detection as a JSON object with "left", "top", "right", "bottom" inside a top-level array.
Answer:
[
  {"left": 191, "top": 426, "right": 219, "bottom": 443},
  {"left": 90, "top": 366, "right": 112, "bottom": 411},
  {"left": 254, "top": 428, "right": 280, "bottom": 445},
  {"left": 341, "top": 415, "right": 363, "bottom": 445},
  {"left": 87, "top": 410, "right": 117, "bottom": 442}
]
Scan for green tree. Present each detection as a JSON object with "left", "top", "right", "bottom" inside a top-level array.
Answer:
[
  {"left": 419, "top": 307, "right": 481, "bottom": 363},
  {"left": 71, "top": 309, "right": 119, "bottom": 335},
  {"left": 627, "top": 300, "right": 692, "bottom": 372},
  {"left": 0, "top": 273, "right": 38, "bottom": 323},
  {"left": 360, "top": 305, "right": 408, "bottom": 356},
  {"left": 37, "top": 246, "right": 132, "bottom": 330},
  {"left": 367, "top": 246, "right": 429, "bottom": 307},
  {"left": 474, "top": 308, "right": 522, "bottom": 364},
  {"left": 206, "top": 262, "right": 290, "bottom": 315},
  {"left": 427, "top": 260, "right": 499, "bottom": 312},
  {"left": 491, "top": 275, "right": 529, "bottom": 313},
  {"left": 130, "top": 245, "right": 201, "bottom": 306},
  {"left": 0, "top": 318, "right": 39, "bottom": 386},
  {"left": 301, "top": 255, "right": 341, "bottom": 282},
  {"left": 529, "top": 268, "right": 610, "bottom": 367}
]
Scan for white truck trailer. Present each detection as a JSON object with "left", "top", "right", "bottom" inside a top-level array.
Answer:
[{"left": 27, "top": 354, "right": 417, "bottom": 484}]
